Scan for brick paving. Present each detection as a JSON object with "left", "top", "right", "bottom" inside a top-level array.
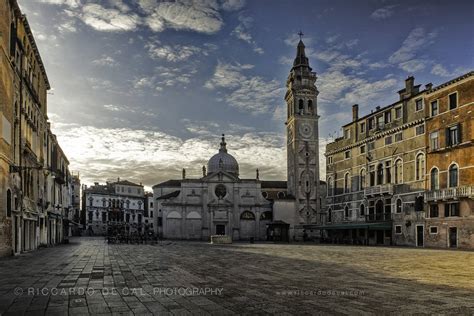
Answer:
[{"left": 0, "top": 237, "right": 473, "bottom": 315}]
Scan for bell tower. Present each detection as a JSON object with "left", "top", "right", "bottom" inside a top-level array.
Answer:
[{"left": 285, "top": 35, "right": 320, "bottom": 224}]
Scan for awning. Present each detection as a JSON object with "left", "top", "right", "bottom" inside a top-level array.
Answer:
[{"left": 304, "top": 222, "right": 392, "bottom": 230}]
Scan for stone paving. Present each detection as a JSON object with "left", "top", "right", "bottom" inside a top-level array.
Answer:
[{"left": 0, "top": 237, "right": 473, "bottom": 315}]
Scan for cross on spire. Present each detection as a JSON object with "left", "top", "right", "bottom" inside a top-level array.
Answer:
[{"left": 298, "top": 30, "right": 304, "bottom": 40}]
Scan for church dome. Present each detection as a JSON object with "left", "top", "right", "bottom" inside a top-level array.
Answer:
[{"left": 207, "top": 134, "right": 239, "bottom": 176}]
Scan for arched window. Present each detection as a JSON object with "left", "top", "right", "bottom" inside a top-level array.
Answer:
[
  {"left": 360, "top": 204, "right": 365, "bottom": 216},
  {"left": 240, "top": 211, "right": 255, "bottom": 220},
  {"left": 360, "top": 169, "right": 365, "bottom": 190},
  {"left": 6, "top": 189, "right": 12, "bottom": 217},
  {"left": 308, "top": 100, "right": 313, "bottom": 114},
  {"left": 344, "top": 173, "right": 350, "bottom": 193},
  {"left": 430, "top": 168, "right": 439, "bottom": 191},
  {"left": 394, "top": 159, "right": 403, "bottom": 184},
  {"left": 327, "top": 208, "right": 332, "bottom": 222},
  {"left": 344, "top": 205, "right": 349, "bottom": 218},
  {"left": 396, "top": 199, "right": 402, "bottom": 213},
  {"left": 262, "top": 191, "right": 268, "bottom": 199},
  {"left": 277, "top": 192, "right": 285, "bottom": 199},
  {"left": 327, "top": 177, "right": 333, "bottom": 196},
  {"left": 377, "top": 163, "right": 384, "bottom": 185},
  {"left": 416, "top": 153, "right": 425, "bottom": 180},
  {"left": 298, "top": 99, "right": 304, "bottom": 113},
  {"left": 449, "top": 164, "right": 458, "bottom": 188}
]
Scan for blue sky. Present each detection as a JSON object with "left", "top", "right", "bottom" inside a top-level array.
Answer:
[{"left": 19, "top": 0, "right": 474, "bottom": 188}]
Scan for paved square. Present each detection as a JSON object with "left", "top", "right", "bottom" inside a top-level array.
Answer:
[{"left": 0, "top": 238, "right": 473, "bottom": 315}]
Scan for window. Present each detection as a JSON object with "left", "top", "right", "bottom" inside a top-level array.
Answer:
[
  {"left": 360, "top": 169, "right": 366, "bottom": 190},
  {"left": 430, "top": 168, "right": 439, "bottom": 191},
  {"left": 308, "top": 100, "right": 313, "bottom": 113},
  {"left": 328, "top": 208, "right": 332, "bottom": 222},
  {"left": 430, "top": 131, "right": 439, "bottom": 150},
  {"left": 429, "top": 205, "right": 439, "bottom": 218},
  {"left": 415, "top": 124, "right": 425, "bottom": 135},
  {"left": 449, "top": 92, "right": 457, "bottom": 110},
  {"left": 344, "top": 129, "right": 351, "bottom": 139},
  {"left": 327, "top": 177, "right": 334, "bottom": 196},
  {"left": 327, "top": 156, "right": 333, "bottom": 165},
  {"left": 385, "top": 161, "right": 391, "bottom": 183},
  {"left": 448, "top": 164, "right": 458, "bottom": 188},
  {"left": 415, "top": 99, "right": 423, "bottom": 111},
  {"left": 395, "top": 159, "right": 403, "bottom": 184},
  {"left": 445, "top": 203, "right": 460, "bottom": 217},
  {"left": 369, "top": 118, "right": 375, "bottom": 130},
  {"left": 368, "top": 141, "right": 375, "bottom": 151},
  {"left": 376, "top": 115, "right": 383, "bottom": 129},
  {"left": 384, "top": 111, "right": 391, "bottom": 123},
  {"left": 369, "top": 165, "right": 375, "bottom": 186},
  {"left": 395, "top": 132, "right": 403, "bottom": 142},
  {"left": 415, "top": 153, "right": 425, "bottom": 180},
  {"left": 430, "top": 226, "right": 438, "bottom": 234},
  {"left": 345, "top": 151, "right": 351, "bottom": 159},
  {"left": 88, "top": 212, "right": 93, "bottom": 221},
  {"left": 396, "top": 199, "right": 402, "bottom": 213},
  {"left": 377, "top": 164, "right": 384, "bottom": 185},
  {"left": 360, "top": 122, "right": 366, "bottom": 133},
  {"left": 446, "top": 124, "right": 461, "bottom": 146},
  {"left": 431, "top": 100, "right": 438, "bottom": 116},
  {"left": 150, "top": 211, "right": 153, "bottom": 218},
  {"left": 395, "top": 225, "right": 402, "bottom": 234},
  {"left": 6, "top": 189, "right": 12, "bottom": 217},
  {"left": 344, "top": 206, "right": 349, "bottom": 218},
  {"left": 395, "top": 107, "right": 402, "bottom": 119},
  {"left": 385, "top": 136, "right": 392, "bottom": 145},
  {"left": 360, "top": 204, "right": 365, "bottom": 216},
  {"left": 360, "top": 145, "right": 365, "bottom": 154},
  {"left": 344, "top": 173, "right": 350, "bottom": 193}
]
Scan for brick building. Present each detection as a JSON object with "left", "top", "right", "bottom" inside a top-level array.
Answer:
[{"left": 424, "top": 72, "right": 474, "bottom": 249}]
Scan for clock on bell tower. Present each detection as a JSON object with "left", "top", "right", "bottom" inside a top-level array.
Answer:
[{"left": 285, "top": 36, "right": 321, "bottom": 224}]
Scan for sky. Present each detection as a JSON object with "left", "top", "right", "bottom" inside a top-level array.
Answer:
[{"left": 18, "top": 0, "right": 474, "bottom": 190}]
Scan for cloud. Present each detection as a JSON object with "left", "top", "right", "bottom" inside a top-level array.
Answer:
[
  {"left": 431, "top": 64, "right": 469, "bottom": 77},
  {"left": 204, "top": 62, "right": 283, "bottom": 114},
  {"left": 79, "top": 3, "right": 141, "bottom": 32},
  {"left": 139, "top": 0, "right": 224, "bottom": 34},
  {"left": 370, "top": 5, "right": 397, "bottom": 20},
  {"left": 41, "top": 0, "right": 245, "bottom": 34},
  {"left": 389, "top": 27, "right": 437, "bottom": 72},
  {"left": 231, "top": 15, "right": 264, "bottom": 54},
  {"left": 51, "top": 123, "right": 288, "bottom": 189},
  {"left": 92, "top": 55, "right": 117, "bottom": 67},
  {"left": 146, "top": 41, "right": 217, "bottom": 62}
]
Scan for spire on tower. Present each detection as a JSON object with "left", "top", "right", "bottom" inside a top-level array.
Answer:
[{"left": 293, "top": 31, "right": 310, "bottom": 69}]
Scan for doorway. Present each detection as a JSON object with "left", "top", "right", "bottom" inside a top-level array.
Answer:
[
  {"left": 215, "top": 224, "right": 226, "bottom": 235},
  {"left": 449, "top": 227, "right": 457, "bottom": 248},
  {"left": 416, "top": 225, "right": 424, "bottom": 247},
  {"left": 376, "top": 231, "right": 384, "bottom": 244}
]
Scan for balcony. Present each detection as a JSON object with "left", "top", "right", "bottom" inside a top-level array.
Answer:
[
  {"left": 365, "top": 212, "right": 392, "bottom": 222},
  {"left": 425, "top": 185, "right": 474, "bottom": 202},
  {"left": 364, "top": 184, "right": 394, "bottom": 196}
]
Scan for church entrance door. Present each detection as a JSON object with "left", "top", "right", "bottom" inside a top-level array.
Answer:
[{"left": 215, "top": 224, "right": 226, "bottom": 235}]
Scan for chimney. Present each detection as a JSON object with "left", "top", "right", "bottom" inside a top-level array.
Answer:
[
  {"left": 425, "top": 83, "right": 433, "bottom": 91},
  {"left": 352, "top": 104, "right": 359, "bottom": 121},
  {"left": 182, "top": 168, "right": 186, "bottom": 179},
  {"left": 405, "top": 76, "right": 414, "bottom": 95},
  {"left": 117, "top": 177, "right": 120, "bottom": 182}
]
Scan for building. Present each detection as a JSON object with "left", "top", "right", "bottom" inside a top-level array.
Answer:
[
  {"left": 424, "top": 72, "right": 474, "bottom": 249},
  {"left": 70, "top": 174, "right": 81, "bottom": 236},
  {"left": 322, "top": 72, "right": 473, "bottom": 248},
  {"left": 323, "top": 77, "right": 430, "bottom": 246},
  {"left": 153, "top": 40, "right": 325, "bottom": 241},
  {"left": 0, "top": 0, "right": 73, "bottom": 256},
  {"left": 82, "top": 179, "right": 150, "bottom": 236}
]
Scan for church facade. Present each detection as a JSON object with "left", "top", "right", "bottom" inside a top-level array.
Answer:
[{"left": 153, "top": 40, "right": 325, "bottom": 241}]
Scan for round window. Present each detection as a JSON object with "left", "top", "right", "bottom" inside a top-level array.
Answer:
[{"left": 215, "top": 184, "right": 227, "bottom": 199}]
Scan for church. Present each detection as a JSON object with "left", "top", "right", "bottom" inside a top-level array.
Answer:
[{"left": 152, "top": 40, "right": 326, "bottom": 241}]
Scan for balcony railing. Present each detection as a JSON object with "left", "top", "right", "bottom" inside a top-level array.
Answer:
[
  {"left": 425, "top": 185, "right": 474, "bottom": 202},
  {"left": 364, "top": 184, "right": 394, "bottom": 196},
  {"left": 365, "top": 212, "right": 392, "bottom": 222}
]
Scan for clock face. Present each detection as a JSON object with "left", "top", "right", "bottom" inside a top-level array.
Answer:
[{"left": 299, "top": 122, "right": 313, "bottom": 138}]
